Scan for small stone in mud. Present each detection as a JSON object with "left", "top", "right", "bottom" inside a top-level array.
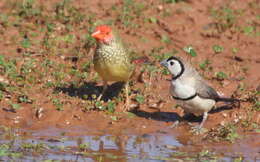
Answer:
[
  {"left": 2, "top": 107, "right": 16, "bottom": 113},
  {"left": 73, "top": 114, "right": 81, "bottom": 120},
  {"left": 233, "top": 118, "right": 239, "bottom": 123},
  {"left": 165, "top": 145, "right": 177, "bottom": 150},
  {"left": 13, "top": 116, "right": 22, "bottom": 124},
  {"left": 129, "top": 103, "right": 139, "bottom": 109},
  {"left": 0, "top": 76, "right": 9, "bottom": 84},
  {"left": 157, "top": 5, "right": 163, "bottom": 11},
  {"left": 141, "top": 134, "right": 151, "bottom": 138},
  {"left": 35, "top": 107, "right": 44, "bottom": 119},
  {"left": 234, "top": 56, "right": 243, "bottom": 62},
  {"left": 48, "top": 138, "right": 62, "bottom": 142}
]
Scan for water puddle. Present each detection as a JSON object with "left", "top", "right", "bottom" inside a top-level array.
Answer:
[{"left": 0, "top": 127, "right": 259, "bottom": 161}]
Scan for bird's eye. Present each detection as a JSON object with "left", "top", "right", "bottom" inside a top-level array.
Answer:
[{"left": 170, "top": 61, "right": 174, "bottom": 66}]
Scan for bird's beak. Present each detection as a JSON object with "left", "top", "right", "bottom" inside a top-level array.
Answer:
[
  {"left": 160, "top": 59, "right": 168, "bottom": 67},
  {"left": 91, "top": 30, "right": 101, "bottom": 38}
]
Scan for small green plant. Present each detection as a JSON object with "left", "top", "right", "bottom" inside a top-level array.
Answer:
[
  {"left": 215, "top": 71, "right": 227, "bottom": 80},
  {"left": 212, "top": 45, "right": 224, "bottom": 53},
  {"left": 135, "top": 94, "right": 145, "bottom": 104},
  {"left": 110, "top": 116, "right": 118, "bottom": 121},
  {"left": 199, "top": 59, "right": 211, "bottom": 70},
  {"left": 183, "top": 45, "right": 197, "bottom": 57},
  {"left": 0, "top": 144, "right": 23, "bottom": 158},
  {"left": 78, "top": 143, "right": 90, "bottom": 151},
  {"left": 21, "top": 142, "right": 46, "bottom": 152},
  {"left": 0, "top": 56, "right": 19, "bottom": 80},
  {"left": 0, "top": 91, "right": 3, "bottom": 101},
  {"left": 207, "top": 123, "right": 240, "bottom": 143},
  {"left": 18, "top": 95, "right": 32, "bottom": 103},
  {"left": 232, "top": 47, "right": 239, "bottom": 54},
  {"left": 95, "top": 101, "right": 106, "bottom": 111},
  {"left": 161, "top": 35, "right": 171, "bottom": 44},
  {"left": 243, "top": 26, "right": 255, "bottom": 35},
  {"left": 9, "top": 102, "right": 21, "bottom": 110},
  {"left": 148, "top": 17, "right": 157, "bottom": 24},
  {"left": 52, "top": 98, "right": 64, "bottom": 111},
  {"left": 219, "top": 124, "right": 240, "bottom": 142},
  {"left": 21, "top": 38, "right": 31, "bottom": 48},
  {"left": 107, "top": 101, "right": 116, "bottom": 113}
]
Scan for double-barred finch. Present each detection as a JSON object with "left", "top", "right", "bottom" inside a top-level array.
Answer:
[
  {"left": 160, "top": 56, "right": 239, "bottom": 133},
  {"left": 91, "top": 25, "right": 133, "bottom": 111}
]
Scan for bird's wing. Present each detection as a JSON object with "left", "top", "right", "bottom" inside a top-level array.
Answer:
[
  {"left": 181, "top": 60, "right": 219, "bottom": 100},
  {"left": 195, "top": 79, "right": 219, "bottom": 100}
]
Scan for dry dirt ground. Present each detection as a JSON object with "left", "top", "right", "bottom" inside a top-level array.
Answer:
[{"left": 0, "top": 0, "right": 259, "bottom": 161}]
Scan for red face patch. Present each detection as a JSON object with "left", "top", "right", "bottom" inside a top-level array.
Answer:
[{"left": 91, "top": 25, "right": 112, "bottom": 43}]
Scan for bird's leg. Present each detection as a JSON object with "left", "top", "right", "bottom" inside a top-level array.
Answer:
[
  {"left": 199, "top": 112, "right": 208, "bottom": 129},
  {"left": 191, "top": 112, "right": 208, "bottom": 134},
  {"left": 97, "top": 81, "right": 108, "bottom": 101},
  {"left": 123, "top": 81, "right": 130, "bottom": 111},
  {"left": 170, "top": 120, "right": 180, "bottom": 128},
  {"left": 170, "top": 112, "right": 192, "bottom": 128}
]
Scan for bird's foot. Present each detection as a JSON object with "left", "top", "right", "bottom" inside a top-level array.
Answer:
[
  {"left": 97, "top": 94, "right": 103, "bottom": 101},
  {"left": 169, "top": 121, "right": 180, "bottom": 128},
  {"left": 190, "top": 125, "right": 207, "bottom": 135},
  {"left": 122, "top": 100, "right": 131, "bottom": 112}
]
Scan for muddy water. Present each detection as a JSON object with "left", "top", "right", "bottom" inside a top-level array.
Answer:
[{"left": 0, "top": 127, "right": 259, "bottom": 161}]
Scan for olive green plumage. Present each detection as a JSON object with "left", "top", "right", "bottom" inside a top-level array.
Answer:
[{"left": 93, "top": 36, "right": 133, "bottom": 82}]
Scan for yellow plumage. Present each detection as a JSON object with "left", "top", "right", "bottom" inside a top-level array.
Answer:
[
  {"left": 94, "top": 62, "right": 132, "bottom": 82},
  {"left": 92, "top": 26, "right": 133, "bottom": 111},
  {"left": 93, "top": 35, "right": 133, "bottom": 82}
]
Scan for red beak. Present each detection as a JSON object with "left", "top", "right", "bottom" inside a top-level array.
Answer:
[{"left": 91, "top": 30, "right": 101, "bottom": 38}]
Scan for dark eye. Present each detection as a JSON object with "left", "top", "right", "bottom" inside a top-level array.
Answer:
[{"left": 170, "top": 61, "right": 174, "bottom": 66}]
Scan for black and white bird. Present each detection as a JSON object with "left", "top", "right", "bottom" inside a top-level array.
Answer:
[{"left": 160, "top": 56, "right": 239, "bottom": 132}]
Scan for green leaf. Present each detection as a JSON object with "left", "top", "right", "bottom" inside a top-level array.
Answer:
[
  {"left": 149, "top": 17, "right": 157, "bottom": 23},
  {"left": 243, "top": 26, "right": 254, "bottom": 35},
  {"left": 107, "top": 101, "right": 116, "bottom": 113},
  {"left": 11, "top": 103, "right": 20, "bottom": 110},
  {"left": 183, "top": 45, "right": 197, "bottom": 57},
  {"left": 135, "top": 94, "right": 145, "bottom": 104},
  {"left": 215, "top": 71, "right": 228, "bottom": 80},
  {"left": 21, "top": 38, "right": 31, "bottom": 48},
  {"left": 212, "top": 45, "right": 224, "bottom": 53},
  {"left": 110, "top": 116, "right": 117, "bottom": 121},
  {"left": 161, "top": 35, "right": 171, "bottom": 44}
]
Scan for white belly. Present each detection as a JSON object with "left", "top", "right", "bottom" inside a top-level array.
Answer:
[
  {"left": 171, "top": 79, "right": 216, "bottom": 116},
  {"left": 177, "top": 96, "right": 216, "bottom": 116}
]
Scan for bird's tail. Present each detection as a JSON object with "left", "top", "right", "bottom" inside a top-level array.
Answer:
[
  {"left": 215, "top": 97, "right": 241, "bottom": 107},
  {"left": 215, "top": 97, "right": 240, "bottom": 102}
]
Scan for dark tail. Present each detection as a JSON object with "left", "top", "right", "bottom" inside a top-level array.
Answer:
[
  {"left": 215, "top": 97, "right": 241, "bottom": 108},
  {"left": 215, "top": 97, "right": 240, "bottom": 102}
]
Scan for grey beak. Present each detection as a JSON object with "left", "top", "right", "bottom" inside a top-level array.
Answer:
[{"left": 160, "top": 59, "right": 168, "bottom": 67}]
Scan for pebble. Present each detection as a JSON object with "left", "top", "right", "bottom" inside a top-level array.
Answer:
[
  {"left": 0, "top": 76, "right": 9, "bottom": 84},
  {"left": 234, "top": 118, "right": 239, "bottom": 123},
  {"left": 36, "top": 107, "right": 44, "bottom": 119},
  {"left": 157, "top": 5, "right": 163, "bottom": 11},
  {"left": 220, "top": 121, "right": 225, "bottom": 126}
]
